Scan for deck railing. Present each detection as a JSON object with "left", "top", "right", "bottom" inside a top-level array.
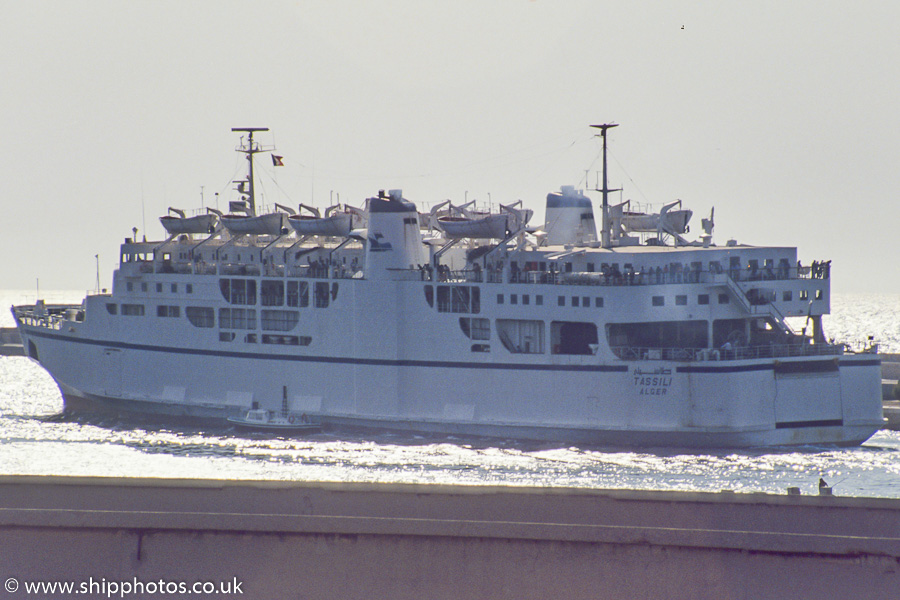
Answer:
[{"left": 610, "top": 342, "right": 844, "bottom": 362}]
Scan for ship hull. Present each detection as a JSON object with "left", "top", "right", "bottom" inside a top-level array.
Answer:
[{"left": 20, "top": 323, "right": 883, "bottom": 448}]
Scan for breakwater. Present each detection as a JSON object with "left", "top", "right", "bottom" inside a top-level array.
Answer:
[{"left": 0, "top": 476, "right": 898, "bottom": 599}]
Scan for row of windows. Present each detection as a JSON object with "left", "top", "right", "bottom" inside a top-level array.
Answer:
[
  {"left": 107, "top": 303, "right": 302, "bottom": 333},
  {"left": 497, "top": 293, "right": 544, "bottom": 306},
  {"left": 218, "top": 332, "right": 312, "bottom": 346},
  {"left": 649, "top": 289, "right": 822, "bottom": 307},
  {"left": 496, "top": 294, "right": 606, "bottom": 309},
  {"left": 125, "top": 282, "right": 194, "bottom": 294},
  {"left": 424, "top": 285, "right": 481, "bottom": 314},
  {"left": 220, "top": 279, "right": 335, "bottom": 308}
]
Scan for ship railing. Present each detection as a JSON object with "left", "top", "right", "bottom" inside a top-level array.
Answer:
[
  {"left": 611, "top": 342, "right": 843, "bottom": 362},
  {"left": 467, "top": 264, "right": 831, "bottom": 287},
  {"left": 12, "top": 306, "right": 73, "bottom": 331}
]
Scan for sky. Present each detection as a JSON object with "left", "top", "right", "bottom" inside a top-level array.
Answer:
[{"left": 2, "top": 1, "right": 899, "bottom": 293}]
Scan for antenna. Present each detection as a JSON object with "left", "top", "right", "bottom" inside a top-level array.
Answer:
[{"left": 590, "top": 123, "right": 621, "bottom": 248}]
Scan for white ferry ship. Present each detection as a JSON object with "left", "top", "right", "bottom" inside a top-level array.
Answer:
[{"left": 12, "top": 126, "right": 883, "bottom": 447}]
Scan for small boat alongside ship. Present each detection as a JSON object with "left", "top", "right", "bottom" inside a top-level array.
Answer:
[
  {"left": 227, "top": 409, "right": 321, "bottom": 433},
  {"left": 11, "top": 124, "right": 884, "bottom": 447}
]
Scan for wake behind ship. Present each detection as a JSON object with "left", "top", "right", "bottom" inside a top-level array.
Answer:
[{"left": 12, "top": 126, "right": 883, "bottom": 447}]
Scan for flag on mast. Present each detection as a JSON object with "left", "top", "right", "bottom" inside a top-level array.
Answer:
[{"left": 272, "top": 155, "right": 284, "bottom": 167}]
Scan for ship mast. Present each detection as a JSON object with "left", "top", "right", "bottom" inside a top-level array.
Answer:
[
  {"left": 232, "top": 127, "right": 270, "bottom": 216},
  {"left": 590, "top": 123, "right": 619, "bottom": 248}
]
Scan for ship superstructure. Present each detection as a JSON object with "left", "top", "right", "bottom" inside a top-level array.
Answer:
[{"left": 12, "top": 126, "right": 882, "bottom": 447}]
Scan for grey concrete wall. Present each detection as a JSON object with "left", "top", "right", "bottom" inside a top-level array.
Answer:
[{"left": 0, "top": 476, "right": 899, "bottom": 599}]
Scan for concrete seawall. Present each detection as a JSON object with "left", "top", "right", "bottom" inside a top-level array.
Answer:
[{"left": 0, "top": 476, "right": 898, "bottom": 599}]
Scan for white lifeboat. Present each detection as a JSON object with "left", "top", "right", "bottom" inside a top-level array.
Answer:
[
  {"left": 220, "top": 211, "right": 288, "bottom": 235},
  {"left": 159, "top": 207, "right": 219, "bottom": 235},
  {"left": 435, "top": 200, "right": 532, "bottom": 239},
  {"left": 618, "top": 200, "right": 692, "bottom": 234},
  {"left": 288, "top": 203, "right": 366, "bottom": 237}
]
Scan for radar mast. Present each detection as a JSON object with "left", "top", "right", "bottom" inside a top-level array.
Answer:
[{"left": 232, "top": 127, "right": 270, "bottom": 216}]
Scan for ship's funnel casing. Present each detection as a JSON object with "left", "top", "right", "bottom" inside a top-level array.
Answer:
[
  {"left": 365, "top": 190, "right": 426, "bottom": 279},
  {"left": 544, "top": 186, "right": 597, "bottom": 246}
]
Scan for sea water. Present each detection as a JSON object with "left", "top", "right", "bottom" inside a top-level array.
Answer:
[{"left": 2, "top": 290, "right": 899, "bottom": 498}]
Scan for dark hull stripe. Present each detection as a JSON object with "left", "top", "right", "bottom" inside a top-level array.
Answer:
[
  {"left": 22, "top": 327, "right": 881, "bottom": 375},
  {"left": 775, "top": 419, "right": 844, "bottom": 429}
]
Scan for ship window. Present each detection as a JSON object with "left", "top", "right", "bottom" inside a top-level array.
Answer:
[
  {"left": 459, "top": 317, "right": 490, "bottom": 340},
  {"left": 582, "top": 296, "right": 590, "bottom": 307},
  {"left": 799, "top": 290, "right": 809, "bottom": 300},
  {"left": 126, "top": 282, "right": 133, "bottom": 292},
  {"left": 713, "top": 319, "right": 745, "bottom": 348},
  {"left": 496, "top": 294, "right": 504, "bottom": 305},
  {"left": 186, "top": 307, "right": 214, "bottom": 328},
  {"left": 156, "top": 283, "right": 163, "bottom": 293},
  {"left": 314, "top": 282, "right": 330, "bottom": 308},
  {"left": 141, "top": 283, "right": 148, "bottom": 292},
  {"left": 783, "top": 291, "right": 792, "bottom": 301},
  {"left": 106, "top": 303, "right": 118, "bottom": 315},
  {"left": 424, "top": 286, "right": 434, "bottom": 307},
  {"left": 219, "top": 332, "right": 235, "bottom": 342},
  {"left": 607, "top": 320, "right": 709, "bottom": 354},
  {"left": 186, "top": 284, "right": 193, "bottom": 294},
  {"left": 496, "top": 319, "right": 544, "bottom": 354},
  {"left": 587, "top": 263, "right": 595, "bottom": 272},
  {"left": 157, "top": 305, "right": 180, "bottom": 318},
  {"left": 331, "top": 283, "right": 339, "bottom": 301},
  {"left": 558, "top": 296, "right": 565, "bottom": 307},
  {"left": 594, "top": 297, "right": 604, "bottom": 308},
  {"left": 122, "top": 304, "right": 144, "bottom": 316},
  {"left": 698, "top": 294, "right": 709, "bottom": 305},
  {"left": 815, "top": 289, "right": 823, "bottom": 300},
  {"left": 652, "top": 296, "right": 664, "bottom": 307},
  {"left": 219, "top": 279, "right": 257, "bottom": 305},
  {"left": 571, "top": 296, "right": 579, "bottom": 307},
  {"left": 219, "top": 308, "right": 257, "bottom": 329},
  {"left": 261, "top": 310, "right": 300, "bottom": 332},
  {"left": 436, "top": 286, "right": 480, "bottom": 314},
  {"left": 171, "top": 284, "right": 177, "bottom": 293},
  {"left": 262, "top": 334, "right": 304, "bottom": 345},
  {"left": 718, "top": 294, "right": 730, "bottom": 304},
  {"left": 676, "top": 295, "right": 687, "bottom": 306},
  {"left": 523, "top": 294, "right": 530, "bottom": 305},
  {"left": 261, "top": 280, "right": 285, "bottom": 306},
  {"left": 471, "top": 344, "right": 490, "bottom": 353},
  {"left": 287, "top": 281, "right": 309, "bottom": 307},
  {"left": 551, "top": 321, "right": 599, "bottom": 355},
  {"left": 245, "top": 333, "right": 257, "bottom": 343},
  {"left": 510, "top": 294, "right": 518, "bottom": 305},
  {"left": 536, "top": 295, "right": 543, "bottom": 306}
]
